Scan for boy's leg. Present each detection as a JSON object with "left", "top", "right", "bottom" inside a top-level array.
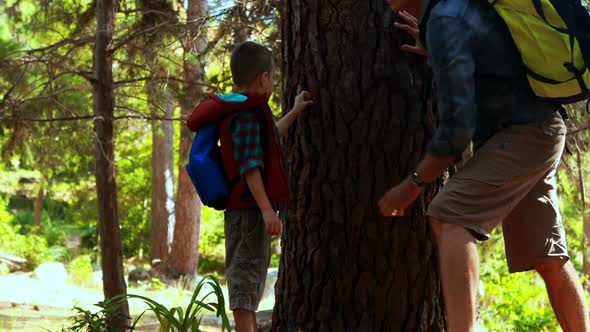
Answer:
[
  {"left": 233, "top": 309, "right": 256, "bottom": 332},
  {"left": 430, "top": 218, "right": 479, "bottom": 332},
  {"left": 225, "top": 209, "right": 272, "bottom": 332}
]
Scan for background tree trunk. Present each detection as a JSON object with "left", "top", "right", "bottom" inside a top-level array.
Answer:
[
  {"left": 272, "top": 1, "right": 445, "bottom": 331},
  {"left": 150, "top": 84, "right": 175, "bottom": 266},
  {"left": 93, "top": 0, "right": 129, "bottom": 325},
  {"left": 167, "top": 0, "right": 207, "bottom": 277}
]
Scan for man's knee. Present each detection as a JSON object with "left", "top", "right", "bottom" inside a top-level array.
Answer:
[
  {"left": 535, "top": 258, "right": 570, "bottom": 281},
  {"left": 429, "top": 217, "right": 475, "bottom": 245}
]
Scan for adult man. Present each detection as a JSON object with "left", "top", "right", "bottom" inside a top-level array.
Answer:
[{"left": 378, "top": 0, "right": 590, "bottom": 331}]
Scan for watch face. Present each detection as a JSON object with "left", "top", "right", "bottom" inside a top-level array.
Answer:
[{"left": 412, "top": 172, "right": 425, "bottom": 187}]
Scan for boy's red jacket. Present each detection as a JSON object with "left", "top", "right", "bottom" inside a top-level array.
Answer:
[{"left": 187, "top": 92, "right": 289, "bottom": 209}]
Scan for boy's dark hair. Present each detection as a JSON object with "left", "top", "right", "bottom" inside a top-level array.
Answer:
[{"left": 230, "top": 41, "right": 274, "bottom": 89}]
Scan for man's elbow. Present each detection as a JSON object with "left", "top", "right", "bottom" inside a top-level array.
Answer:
[{"left": 428, "top": 130, "right": 474, "bottom": 158}]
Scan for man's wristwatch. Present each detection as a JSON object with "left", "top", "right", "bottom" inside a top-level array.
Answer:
[{"left": 410, "top": 171, "right": 426, "bottom": 187}]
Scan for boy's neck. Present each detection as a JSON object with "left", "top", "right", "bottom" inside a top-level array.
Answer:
[
  {"left": 239, "top": 86, "right": 270, "bottom": 100},
  {"left": 240, "top": 85, "right": 266, "bottom": 94}
]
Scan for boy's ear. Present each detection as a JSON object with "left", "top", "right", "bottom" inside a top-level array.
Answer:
[
  {"left": 254, "top": 71, "right": 267, "bottom": 85},
  {"left": 259, "top": 71, "right": 272, "bottom": 85}
]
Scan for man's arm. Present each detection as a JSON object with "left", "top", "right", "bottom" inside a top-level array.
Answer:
[
  {"left": 378, "top": 154, "right": 455, "bottom": 217},
  {"left": 379, "top": 16, "right": 476, "bottom": 217},
  {"left": 276, "top": 91, "right": 313, "bottom": 137}
]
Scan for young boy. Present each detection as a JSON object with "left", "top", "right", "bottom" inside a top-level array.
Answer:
[{"left": 187, "top": 41, "right": 312, "bottom": 332}]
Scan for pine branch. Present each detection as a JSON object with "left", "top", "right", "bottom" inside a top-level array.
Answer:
[
  {"left": 3, "top": 36, "right": 95, "bottom": 59},
  {"left": 0, "top": 68, "right": 27, "bottom": 110},
  {"left": 0, "top": 114, "right": 184, "bottom": 123}
]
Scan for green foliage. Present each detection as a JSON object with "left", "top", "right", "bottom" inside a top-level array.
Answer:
[
  {"left": 0, "top": 195, "right": 51, "bottom": 269},
  {"left": 148, "top": 277, "right": 168, "bottom": 291},
  {"left": 480, "top": 270, "right": 558, "bottom": 331},
  {"left": 0, "top": 194, "right": 13, "bottom": 224},
  {"left": 47, "top": 245, "right": 71, "bottom": 262},
  {"left": 57, "top": 300, "right": 132, "bottom": 332},
  {"left": 68, "top": 254, "right": 94, "bottom": 286},
  {"left": 56, "top": 275, "right": 231, "bottom": 332},
  {"left": 126, "top": 275, "right": 231, "bottom": 332},
  {"left": 0, "top": 221, "right": 50, "bottom": 270},
  {"left": 478, "top": 229, "right": 561, "bottom": 332},
  {"left": 116, "top": 120, "right": 153, "bottom": 258},
  {"left": 197, "top": 207, "right": 226, "bottom": 276}
]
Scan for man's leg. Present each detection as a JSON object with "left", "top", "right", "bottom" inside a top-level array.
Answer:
[
  {"left": 535, "top": 259, "right": 589, "bottom": 332},
  {"left": 430, "top": 218, "right": 479, "bottom": 332}
]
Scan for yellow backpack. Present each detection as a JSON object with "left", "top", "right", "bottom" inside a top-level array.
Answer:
[{"left": 490, "top": 0, "right": 590, "bottom": 104}]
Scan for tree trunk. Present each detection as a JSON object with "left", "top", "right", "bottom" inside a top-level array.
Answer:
[
  {"left": 272, "top": 1, "right": 445, "bottom": 331},
  {"left": 576, "top": 144, "right": 590, "bottom": 276},
  {"left": 93, "top": 0, "right": 129, "bottom": 326},
  {"left": 33, "top": 183, "right": 44, "bottom": 234},
  {"left": 167, "top": 0, "right": 207, "bottom": 277},
  {"left": 150, "top": 84, "right": 175, "bottom": 266}
]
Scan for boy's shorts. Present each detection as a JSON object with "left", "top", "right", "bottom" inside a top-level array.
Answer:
[
  {"left": 427, "top": 112, "right": 569, "bottom": 273},
  {"left": 224, "top": 208, "right": 271, "bottom": 311}
]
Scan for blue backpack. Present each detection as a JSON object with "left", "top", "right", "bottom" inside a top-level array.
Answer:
[
  {"left": 186, "top": 94, "right": 267, "bottom": 210},
  {"left": 185, "top": 124, "right": 231, "bottom": 210}
]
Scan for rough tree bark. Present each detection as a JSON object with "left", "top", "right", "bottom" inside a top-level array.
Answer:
[
  {"left": 167, "top": 0, "right": 207, "bottom": 277},
  {"left": 272, "top": 1, "right": 445, "bottom": 331},
  {"left": 150, "top": 84, "right": 175, "bottom": 265},
  {"left": 93, "top": 0, "right": 129, "bottom": 324}
]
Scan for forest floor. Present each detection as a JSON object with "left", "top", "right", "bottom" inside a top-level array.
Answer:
[{"left": 0, "top": 272, "right": 229, "bottom": 331}]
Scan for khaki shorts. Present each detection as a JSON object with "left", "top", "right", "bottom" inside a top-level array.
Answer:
[
  {"left": 427, "top": 112, "right": 569, "bottom": 273},
  {"left": 224, "top": 208, "right": 271, "bottom": 311}
]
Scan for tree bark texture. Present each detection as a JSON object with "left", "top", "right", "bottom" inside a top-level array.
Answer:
[
  {"left": 167, "top": 0, "right": 207, "bottom": 277},
  {"left": 272, "top": 1, "right": 445, "bottom": 331},
  {"left": 150, "top": 84, "right": 175, "bottom": 265},
  {"left": 93, "top": 0, "right": 129, "bottom": 324}
]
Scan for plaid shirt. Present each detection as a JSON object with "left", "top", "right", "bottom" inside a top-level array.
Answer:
[
  {"left": 228, "top": 110, "right": 264, "bottom": 177},
  {"left": 423, "top": 0, "right": 558, "bottom": 157}
]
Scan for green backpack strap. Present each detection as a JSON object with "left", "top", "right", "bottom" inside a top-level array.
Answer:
[{"left": 531, "top": 0, "right": 589, "bottom": 93}]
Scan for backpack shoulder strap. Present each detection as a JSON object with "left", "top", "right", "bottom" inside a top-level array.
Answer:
[{"left": 419, "top": 0, "right": 441, "bottom": 49}]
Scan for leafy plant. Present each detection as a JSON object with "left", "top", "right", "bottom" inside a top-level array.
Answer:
[
  {"left": 55, "top": 299, "right": 131, "bottom": 332},
  {"left": 478, "top": 229, "right": 561, "bottom": 331},
  {"left": 0, "top": 196, "right": 51, "bottom": 269},
  {"left": 124, "top": 275, "right": 231, "bottom": 332},
  {"left": 68, "top": 254, "right": 94, "bottom": 286},
  {"left": 54, "top": 275, "right": 231, "bottom": 332}
]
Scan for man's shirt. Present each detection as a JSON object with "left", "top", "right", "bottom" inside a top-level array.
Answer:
[{"left": 423, "top": 0, "right": 559, "bottom": 157}]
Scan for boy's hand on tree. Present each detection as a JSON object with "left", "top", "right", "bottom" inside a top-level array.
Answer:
[
  {"left": 394, "top": 11, "right": 428, "bottom": 56},
  {"left": 262, "top": 209, "right": 282, "bottom": 237},
  {"left": 293, "top": 91, "right": 314, "bottom": 114}
]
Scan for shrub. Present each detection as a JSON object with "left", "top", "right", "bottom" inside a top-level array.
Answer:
[{"left": 68, "top": 254, "right": 94, "bottom": 286}]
